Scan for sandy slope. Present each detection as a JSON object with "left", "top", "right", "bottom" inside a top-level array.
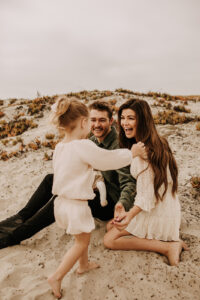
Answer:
[{"left": 0, "top": 93, "right": 199, "bottom": 300}]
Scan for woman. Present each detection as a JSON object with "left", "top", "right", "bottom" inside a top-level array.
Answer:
[{"left": 104, "top": 99, "right": 188, "bottom": 266}]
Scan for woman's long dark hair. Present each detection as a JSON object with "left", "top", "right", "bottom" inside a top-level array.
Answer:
[{"left": 118, "top": 99, "right": 178, "bottom": 201}]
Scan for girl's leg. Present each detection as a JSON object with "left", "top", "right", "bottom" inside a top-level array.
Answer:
[
  {"left": 104, "top": 228, "right": 188, "bottom": 266},
  {"left": 77, "top": 248, "right": 100, "bottom": 274},
  {"left": 48, "top": 232, "right": 90, "bottom": 298}
]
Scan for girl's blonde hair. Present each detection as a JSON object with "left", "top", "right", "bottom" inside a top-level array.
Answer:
[{"left": 51, "top": 96, "right": 89, "bottom": 131}]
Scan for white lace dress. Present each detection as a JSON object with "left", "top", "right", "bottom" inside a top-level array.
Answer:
[{"left": 126, "top": 157, "right": 181, "bottom": 241}]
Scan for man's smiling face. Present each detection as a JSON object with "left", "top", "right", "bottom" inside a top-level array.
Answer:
[{"left": 90, "top": 109, "right": 113, "bottom": 142}]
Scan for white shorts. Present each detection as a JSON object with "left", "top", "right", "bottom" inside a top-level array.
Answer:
[{"left": 54, "top": 197, "right": 95, "bottom": 235}]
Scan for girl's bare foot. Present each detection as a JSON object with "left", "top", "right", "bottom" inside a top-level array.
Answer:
[
  {"left": 166, "top": 240, "right": 188, "bottom": 266},
  {"left": 76, "top": 261, "right": 100, "bottom": 275},
  {"left": 48, "top": 275, "right": 62, "bottom": 299}
]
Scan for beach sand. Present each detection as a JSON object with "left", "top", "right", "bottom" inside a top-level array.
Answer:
[{"left": 0, "top": 91, "right": 199, "bottom": 300}]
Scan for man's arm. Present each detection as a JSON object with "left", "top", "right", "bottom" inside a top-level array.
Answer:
[{"left": 116, "top": 165, "right": 136, "bottom": 211}]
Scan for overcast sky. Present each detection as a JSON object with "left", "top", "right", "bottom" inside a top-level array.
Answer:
[{"left": 0, "top": 0, "right": 200, "bottom": 99}]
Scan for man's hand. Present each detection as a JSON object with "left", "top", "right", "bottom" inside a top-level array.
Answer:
[{"left": 131, "top": 142, "right": 147, "bottom": 159}]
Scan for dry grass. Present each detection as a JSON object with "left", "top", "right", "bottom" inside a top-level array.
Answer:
[
  {"left": 0, "top": 118, "right": 38, "bottom": 139},
  {"left": 196, "top": 122, "right": 200, "bottom": 131},
  {"left": 1, "top": 139, "right": 9, "bottom": 146},
  {"left": 153, "top": 110, "right": 195, "bottom": 125},
  {"left": 115, "top": 88, "right": 136, "bottom": 95},
  {"left": 190, "top": 177, "right": 200, "bottom": 189},
  {"left": 9, "top": 99, "right": 17, "bottom": 105},
  {"left": 173, "top": 105, "right": 191, "bottom": 113},
  {"left": 153, "top": 100, "right": 172, "bottom": 109},
  {"left": 43, "top": 152, "right": 53, "bottom": 161},
  {"left": 27, "top": 96, "right": 56, "bottom": 116},
  {"left": 42, "top": 140, "right": 58, "bottom": 150},
  {"left": 45, "top": 133, "right": 55, "bottom": 140},
  {"left": 0, "top": 134, "right": 59, "bottom": 160},
  {"left": 14, "top": 112, "right": 25, "bottom": 120},
  {"left": 0, "top": 150, "right": 22, "bottom": 161},
  {"left": 0, "top": 111, "right": 5, "bottom": 118}
]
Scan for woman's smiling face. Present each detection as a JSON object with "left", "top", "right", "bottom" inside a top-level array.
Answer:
[{"left": 120, "top": 108, "right": 137, "bottom": 139}]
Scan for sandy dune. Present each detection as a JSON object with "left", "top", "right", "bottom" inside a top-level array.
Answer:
[{"left": 0, "top": 91, "right": 199, "bottom": 300}]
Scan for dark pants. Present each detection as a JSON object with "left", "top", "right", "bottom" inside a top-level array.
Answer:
[{"left": 2, "top": 174, "right": 115, "bottom": 244}]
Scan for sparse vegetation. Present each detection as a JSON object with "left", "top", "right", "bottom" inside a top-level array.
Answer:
[
  {"left": 27, "top": 141, "right": 40, "bottom": 151},
  {"left": 0, "top": 118, "right": 37, "bottom": 139},
  {"left": 195, "top": 122, "right": 200, "bottom": 131},
  {"left": 107, "top": 99, "right": 119, "bottom": 114},
  {"left": 9, "top": 99, "right": 17, "bottom": 105},
  {"left": 0, "top": 111, "right": 5, "bottom": 118},
  {"left": 0, "top": 134, "right": 59, "bottom": 160},
  {"left": 42, "top": 140, "right": 58, "bottom": 150},
  {"left": 153, "top": 99, "right": 172, "bottom": 109},
  {"left": 173, "top": 105, "right": 191, "bottom": 113},
  {"left": 153, "top": 110, "right": 194, "bottom": 125},
  {"left": 164, "top": 102, "right": 172, "bottom": 109},
  {"left": 14, "top": 112, "right": 25, "bottom": 120},
  {"left": 0, "top": 150, "right": 22, "bottom": 161},
  {"left": 0, "top": 151, "right": 9, "bottom": 161},
  {"left": 108, "top": 99, "right": 117, "bottom": 106},
  {"left": 45, "top": 133, "right": 55, "bottom": 140},
  {"left": 115, "top": 88, "right": 135, "bottom": 95},
  {"left": 190, "top": 177, "right": 200, "bottom": 189},
  {"left": 1, "top": 139, "right": 9, "bottom": 146},
  {"left": 27, "top": 96, "right": 56, "bottom": 116},
  {"left": 0, "top": 90, "right": 200, "bottom": 162},
  {"left": 43, "top": 152, "right": 53, "bottom": 161},
  {"left": 12, "top": 140, "right": 18, "bottom": 146},
  {"left": 19, "top": 100, "right": 30, "bottom": 105}
]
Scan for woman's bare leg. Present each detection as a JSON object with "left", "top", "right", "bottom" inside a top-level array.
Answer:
[
  {"left": 104, "top": 227, "right": 188, "bottom": 266},
  {"left": 48, "top": 232, "right": 90, "bottom": 298},
  {"left": 106, "top": 219, "right": 114, "bottom": 232}
]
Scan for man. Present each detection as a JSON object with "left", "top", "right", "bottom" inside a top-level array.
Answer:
[{"left": 0, "top": 101, "right": 136, "bottom": 249}]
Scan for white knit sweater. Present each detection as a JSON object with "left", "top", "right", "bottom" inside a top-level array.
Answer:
[{"left": 52, "top": 139, "right": 132, "bottom": 200}]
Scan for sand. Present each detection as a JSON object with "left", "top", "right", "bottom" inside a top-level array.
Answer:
[{"left": 0, "top": 92, "right": 199, "bottom": 300}]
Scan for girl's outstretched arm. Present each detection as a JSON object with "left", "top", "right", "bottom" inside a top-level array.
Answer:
[
  {"left": 131, "top": 142, "right": 147, "bottom": 159},
  {"left": 76, "top": 139, "right": 132, "bottom": 171}
]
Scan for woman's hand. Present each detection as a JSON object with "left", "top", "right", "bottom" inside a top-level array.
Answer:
[
  {"left": 113, "top": 205, "right": 142, "bottom": 231},
  {"left": 112, "top": 211, "right": 132, "bottom": 231},
  {"left": 131, "top": 142, "right": 147, "bottom": 159}
]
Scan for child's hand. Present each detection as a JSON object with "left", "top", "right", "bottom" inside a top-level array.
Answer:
[{"left": 131, "top": 142, "right": 147, "bottom": 159}]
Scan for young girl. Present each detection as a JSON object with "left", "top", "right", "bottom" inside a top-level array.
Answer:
[
  {"left": 47, "top": 96, "right": 144, "bottom": 298},
  {"left": 104, "top": 99, "right": 188, "bottom": 266}
]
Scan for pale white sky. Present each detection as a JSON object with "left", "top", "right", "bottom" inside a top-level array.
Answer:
[{"left": 0, "top": 0, "right": 200, "bottom": 99}]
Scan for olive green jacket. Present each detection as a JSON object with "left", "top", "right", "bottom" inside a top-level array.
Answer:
[{"left": 90, "top": 126, "right": 136, "bottom": 211}]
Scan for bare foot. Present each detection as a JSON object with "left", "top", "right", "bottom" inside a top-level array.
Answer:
[
  {"left": 48, "top": 275, "right": 62, "bottom": 299},
  {"left": 76, "top": 261, "right": 100, "bottom": 275},
  {"left": 166, "top": 240, "right": 188, "bottom": 266}
]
